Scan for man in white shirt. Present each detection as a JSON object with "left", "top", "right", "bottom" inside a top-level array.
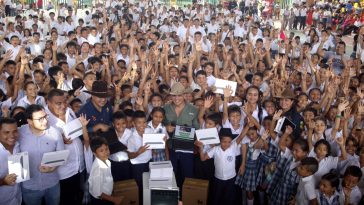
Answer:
[
  {"left": 0, "top": 118, "right": 22, "bottom": 205},
  {"left": 45, "top": 89, "right": 90, "bottom": 205},
  {"left": 234, "top": 18, "right": 247, "bottom": 38}
]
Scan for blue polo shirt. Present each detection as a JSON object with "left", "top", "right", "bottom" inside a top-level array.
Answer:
[{"left": 78, "top": 99, "right": 113, "bottom": 132}]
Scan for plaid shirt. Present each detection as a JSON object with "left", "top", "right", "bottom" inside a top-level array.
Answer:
[{"left": 267, "top": 150, "right": 301, "bottom": 205}]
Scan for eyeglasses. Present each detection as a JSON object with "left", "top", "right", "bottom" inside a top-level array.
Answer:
[{"left": 32, "top": 114, "right": 49, "bottom": 122}]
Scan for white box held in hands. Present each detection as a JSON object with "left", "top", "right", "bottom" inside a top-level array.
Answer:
[
  {"left": 196, "top": 128, "right": 220, "bottom": 145},
  {"left": 149, "top": 161, "right": 173, "bottom": 180}
]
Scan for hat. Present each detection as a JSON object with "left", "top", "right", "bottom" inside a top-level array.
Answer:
[
  {"left": 170, "top": 82, "right": 186, "bottom": 96},
  {"left": 84, "top": 80, "right": 112, "bottom": 98},
  {"left": 276, "top": 88, "right": 296, "bottom": 100},
  {"left": 219, "top": 128, "right": 234, "bottom": 139},
  {"left": 275, "top": 88, "right": 296, "bottom": 99}
]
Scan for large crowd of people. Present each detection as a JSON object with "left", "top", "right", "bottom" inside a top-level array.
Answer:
[{"left": 0, "top": 0, "right": 364, "bottom": 205}]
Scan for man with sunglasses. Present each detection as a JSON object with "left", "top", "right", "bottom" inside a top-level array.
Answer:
[{"left": 18, "top": 104, "right": 65, "bottom": 205}]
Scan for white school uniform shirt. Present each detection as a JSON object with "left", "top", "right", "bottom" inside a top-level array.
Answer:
[
  {"left": 88, "top": 158, "right": 113, "bottom": 198},
  {"left": 127, "top": 130, "right": 152, "bottom": 164},
  {"left": 206, "top": 22, "right": 219, "bottom": 34},
  {"left": 109, "top": 128, "right": 132, "bottom": 162},
  {"left": 16, "top": 95, "right": 46, "bottom": 108},
  {"left": 241, "top": 105, "right": 268, "bottom": 124},
  {"left": 339, "top": 185, "right": 362, "bottom": 205},
  {"left": 0, "top": 143, "right": 22, "bottom": 205},
  {"left": 222, "top": 119, "right": 244, "bottom": 137},
  {"left": 145, "top": 121, "right": 168, "bottom": 136},
  {"left": 0, "top": 41, "right": 21, "bottom": 60},
  {"left": 316, "top": 190, "right": 340, "bottom": 205},
  {"left": 207, "top": 141, "right": 239, "bottom": 180},
  {"left": 46, "top": 107, "right": 88, "bottom": 180},
  {"left": 296, "top": 175, "right": 316, "bottom": 205},
  {"left": 311, "top": 153, "right": 339, "bottom": 187}
]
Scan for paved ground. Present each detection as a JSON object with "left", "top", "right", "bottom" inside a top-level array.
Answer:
[{"left": 273, "top": 20, "right": 355, "bottom": 54}]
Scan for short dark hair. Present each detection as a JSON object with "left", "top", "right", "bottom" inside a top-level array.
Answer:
[
  {"left": 344, "top": 166, "right": 363, "bottom": 179},
  {"left": 300, "top": 157, "right": 319, "bottom": 174},
  {"left": 25, "top": 104, "right": 45, "bottom": 120},
  {"left": 0, "top": 117, "right": 17, "bottom": 130},
  {"left": 228, "top": 105, "right": 241, "bottom": 116},
  {"left": 321, "top": 172, "right": 340, "bottom": 189},
  {"left": 112, "top": 111, "right": 127, "bottom": 122},
  {"left": 133, "top": 111, "right": 146, "bottom": 120},
  {"left": 90, "top": 136, "right": 108, "bottom": 153},
  {"left": 47, "top": 89, "right": 65, "bottom": 101}
]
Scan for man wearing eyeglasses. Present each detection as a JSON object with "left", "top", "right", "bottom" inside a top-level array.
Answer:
[{"left": 18, "top": 104, "right": 65, "bottom": 205}]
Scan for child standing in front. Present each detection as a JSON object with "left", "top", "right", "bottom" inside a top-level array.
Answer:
[
  {"left": 195, "top": 127, "right": 246, "bottom": 205},
  {"left": 127, "top": 111, "right": 151, "bottom": 204},
  {"left": 145, "top": 107, "right": 169, "bottom": 162},
  {"left": 88, "top": 137, "right": 123, "bottom": 205},
  {"left": 235, "top": 124, "right": 270, "bottom": 205},
  {"left": 267, "top": 126, "right": 310, "bottom": 205}
]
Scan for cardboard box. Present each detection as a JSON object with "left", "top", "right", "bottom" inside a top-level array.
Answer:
[
  {"left": 149, "top": 161, "right": 173, "bottom": 180},
  {"left": 182, "top": 178, "right": 209, "bottom": 205},
  {"left": 113, "top": 180, "right": 139, "bottom": 205}
]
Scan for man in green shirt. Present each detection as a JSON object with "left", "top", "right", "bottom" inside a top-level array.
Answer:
[{"left": 163, "top": 82, "right": 199, "bottom": 190}]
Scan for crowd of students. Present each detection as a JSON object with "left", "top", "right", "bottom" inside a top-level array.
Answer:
[{"left": 0, "top": 0, "right": 364, "bottom": 205}]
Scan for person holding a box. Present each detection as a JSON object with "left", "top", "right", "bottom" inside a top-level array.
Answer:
[
  {"left": 19, "top": 104, "right": 65, "bottom": 205},
  {"left": 195, "top": 128, "right": 246, "bottom": 205},
  {"left": 127, "top": 111, "right": 151, "bottom": 205}
]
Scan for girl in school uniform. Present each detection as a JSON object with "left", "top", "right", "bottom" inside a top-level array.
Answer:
[
  {"left": 145, "top": 107, "right": 169, "bottom": 162},
  {"left": 307, "top": 127, "right": 347, "bottom": 187},
  {"left": 16, "top": 81, "right": 46, "bottom": 108},
  {"left": 235, "top": 125, "right": 269, "bottom": 205},
  {"left": 267, "top": 126, "right": 310, "bottom": 205},
  {"left": 316, "top": 172, "right": 341, "bottom": 205}
]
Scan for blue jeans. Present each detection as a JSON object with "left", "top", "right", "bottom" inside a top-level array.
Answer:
[{"left": 22, "top": 183, "right": 60, "bottom": 205}]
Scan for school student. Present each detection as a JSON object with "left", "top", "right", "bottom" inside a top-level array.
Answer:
[
  {"left": 127, "top": 111, "right": 151, "bottom": 205},
  {"left": 294, "top": 157, "right": 319, "bottom": 205},
  {"left": 88, "top": 137, "right": 123, "bottom": 205},
  {"left": 316, "top": 172, "right": 341, "bottom": 205},
  {"left": 99, "top": 111, "right": 132, "bottom": 181},
  {"left": 195, "top": 128, "right": 246, "bottom": 205},
  {"left": 339, "top": 166, "right": 362, "bottom": 205},
  {"left": 267, "top": 126, "right": 309, "bottom": 205},
  {"left": 0, "top": 118, "right": 22, "bottom": 205},
  {"left": 145, "top": 107, "right": 169, "bottom": 162}
]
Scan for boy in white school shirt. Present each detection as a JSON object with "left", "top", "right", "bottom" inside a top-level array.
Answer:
[
  {"left": 127, "top": 111, "right": 151, "bottom": 205},
  {"left": 195, "top": 128, "right": 245, "bottom": 205},
  {"left": 88, "top": 137, "right": 123, "bottom": 205},
  {"left": 293, "top": 157, "right": 319, "bottom": 205}
]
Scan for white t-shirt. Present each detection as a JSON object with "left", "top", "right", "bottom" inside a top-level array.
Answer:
[{"left": 207, "top": 141, "right": 240, "bottom": 180}]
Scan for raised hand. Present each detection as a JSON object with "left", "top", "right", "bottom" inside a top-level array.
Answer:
[
  {"left": 79, "top": 114, "right": 90, "bottom": 127},
  {"left": 223, "top": 85, "right": 233, "bottom": 98},
  {"left": 273, "top": 110, "right": 283, "bottom": 121},
  {"left": 204, "top": 96, "right": 214, "bottom": 109},
  {"left": 338, "top": 100, "right": 350, "bottom": 112}
]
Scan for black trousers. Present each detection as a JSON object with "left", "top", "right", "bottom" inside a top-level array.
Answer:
[
  {"left": 60, "top": 172, "right": 83, "bottom": 205},
  {"left": 131, "top": 163, "right": 149, "bottom": 205},
  {"left": 211, "top": 177, "right": 236, "bottom": 205},
  {"left": 110, "top": 160, "right": 132, "bottom": 181}
]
